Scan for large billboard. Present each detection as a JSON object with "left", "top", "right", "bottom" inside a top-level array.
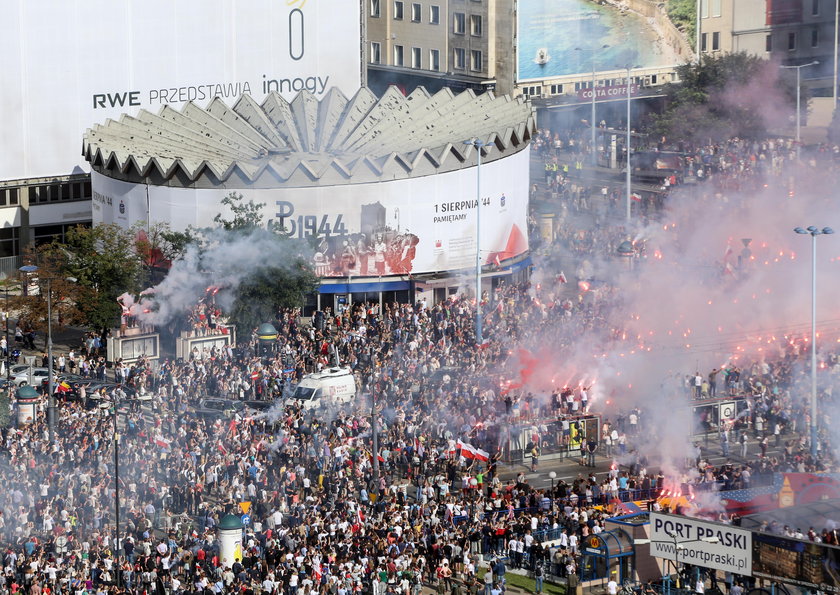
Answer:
[
  {"left": 517, "top": 0, "right": 675, "bottom": 82},
  {"left": 650, "top": 513, "right": 753, "bottom": 576},
  {"left": 753, "top": 533, "right": 840, "bottom": 592},
  {"left": 0, "top": 0, "right": 361, "bottom": 181},
  {"left": 91, "top": 148, "right": 531, "bottom": 277}
]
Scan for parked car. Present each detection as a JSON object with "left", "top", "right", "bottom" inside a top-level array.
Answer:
[
  {"left": 11, "top": 367, "right": 50, "bottom": 386},
  {"left": 194, "top": 398, "right": 246, "bottom": 419}
]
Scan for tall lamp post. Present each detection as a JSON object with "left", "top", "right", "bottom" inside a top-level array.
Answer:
[
  {"left": 625, "top": 65, "right": 640, "bottom": 222},
  {"left": 0, "top": 273, "right": 8, "bottom": 380},
  {"left": 780, "top": 61, "right": 819, "bottom": 160},
  {"left": 19, "top": 266, "right": 76, "bottom": 444},
  {"left": 575, "top": 45, "right": 610, "bottom": 165},
  {"left": 464, "top": 138, "right": 487, "bottom": 344},
  {"left": 114, "top": 393, "right": 121, "bottom": 586},
  {"left": 794, "top": 226, "right": 834, "bottom": 458},
  {"left": 834, "top": 0, "right": 838, "bottom": 109}
]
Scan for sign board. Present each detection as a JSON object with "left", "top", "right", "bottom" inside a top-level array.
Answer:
[
  {"left": 240, "top": 514, "right": 251, "bottom": 526},
  {"left": 92, "top": 148, "right": 531, "bottom": 277},
  {"left": 0, "top": 0, "right": 361, "bottom": 181},
  {"left": 753, "top": 532, "right": 840, "bottom": 592},
  {"left": 577, "top": 84, "right": 640, "bottom": 102},
  {"left": 650, "top": 513, "right": 752, "bottom": 576},
  {"left": 719, "top": 401, "right": 737, "bottom": 422},
  {"left": 239, "top": 502, "right": 251, "bottom": 515}
]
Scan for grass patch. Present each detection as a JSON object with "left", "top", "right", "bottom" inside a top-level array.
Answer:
[{"left": 475, "top": 567, "right": 567, "bottom": 595}]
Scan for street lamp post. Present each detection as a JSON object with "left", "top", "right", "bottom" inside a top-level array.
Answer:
[
  {"left": 834, "top": 0, "right": 839, "bottom": 109},
  {"left": 19, "top": 266, "right": 76, "bottom": 445},
  {"left": 0, "top": 273, "right": 8, "bottom": 380},
  {"left": 371, "top": 385, "right": 380, "bottom": 497},
  {"left": 114, "top": 394, "right": 121, "bottom": 587},
  {"left": 626, "top": 66, "right": 634, "bottom": 222},
  {"left": 794, "top": 226, "right": 834, "bottom": 459},
  {"left": 463, "top": 138, "right": 486, "bottom": 344},
  {"left": 575, "top": 45, "right": 610, "bottom": 165},
  {"left": 780, "top": 61, "right": 819, "bottom": 160},
  {"left": 549, "top": 471, "right": 556, "bottom": 500}
]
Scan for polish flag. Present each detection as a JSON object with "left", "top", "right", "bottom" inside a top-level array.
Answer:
[
  {"left": 456, "top": 440, "right": 490, "bottom": 462},
  {"left": 557, "top": 271, "right": 568, "bottom": 284},
  {"left": 631, "top": 192, "right": 642, "bottom": 202},
  {"left": 155, "top": 435, "right": 171, "bottom": 450}
]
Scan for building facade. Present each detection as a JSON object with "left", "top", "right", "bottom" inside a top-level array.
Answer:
[
  {"left": 365, "top": 0, "right": 515, "bottom": 96},
  {"left": 0, "top": 0, "right": 363, "bottom": 270},
  {"left": 700, "top": 0, "right": 836, "bottom": 90}
]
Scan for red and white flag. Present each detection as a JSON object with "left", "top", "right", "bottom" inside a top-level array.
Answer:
[
  {"left": 455, "top": 440, "right": 490, "bottom": 462},
  {"left": 557, "top": 271, "right": 568, "bottom": 284}
]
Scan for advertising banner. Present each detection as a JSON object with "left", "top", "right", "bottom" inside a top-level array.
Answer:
[
  {"left": 650, "top": 513, "right": 752, "bottom": 575},
  {"left": 516, "top": 0, "right": 674, "bottom": 82},
  {"left": 91, "top": 148, "right": 531, "bottom": 277},
  {"left": 577, "top": 84, "right": 640, "bottom": 102},
  {"left": 753, "top": 532, "right": 840, "bottom": 592},
  {"left": 0, "top": 0, "right": 361, "bottom": 181}
]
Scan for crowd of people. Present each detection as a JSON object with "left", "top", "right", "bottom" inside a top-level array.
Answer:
[{"left": 0, "top": 123, "right": 837, "bottom": 595}]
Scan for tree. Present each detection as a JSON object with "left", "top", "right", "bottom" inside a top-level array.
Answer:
[
  {"left": 650, "top": 52, "right": 798, "bottom": 143},
  {"left": 159, "top": 191, "right": 320, "bottom": 332},
  {"left": 226, "top": 260, "right": 319, "bottom": 332},
  {"left": 39, "top": 224, "right": 144, "bottom": 333},
  {"left": 213, "top": 192, "right": 266, "bottom": 231}
]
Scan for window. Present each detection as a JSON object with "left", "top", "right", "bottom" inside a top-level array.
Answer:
[
  {"left": 788, "top": 31, "right": 796, "bottom": 50},
  {"left": 411, "top": 46, "right": 421, "bottom": 68},
  {"left": 430, "top": 5, "right": 440, "bottom": 24},
  {"left": 454, "top": 47, "right": 466, "bottom": 69},
  {"left": 394, "top": 1, "right": 404, "bottom": 19},
  {"left": 766, "top": 34, "right": 773, "bottom": 51},
  {"left": 453, "top": 12, "right": 465, "bottom": 34},
  {"left": 812, "top": 27, "right": 819, "bottom": 47},
  {"left": 0, "top": 188, "right": 19, "bottom": 207},
  {"left": 429, "top": 48, "right": 440, "bottom": 71},
  {"left": 701, "top": 0, "right": 709, "bottom": 18},
  {"left": 813, "top": 0, "right": 820, "bottom": 15},
  {"left": 0, "top": 227, "right": 18, "bottom": 258},
  {"left": 394, "top": 44, "right": 404, "bottom": 66},
  {"left": 711, "top": 0, "right": 721, "bottom": 17},
  {"left": 470, "top": 14, "right": 482, "bottom": 36},
  {"left": 411, "top": 2, "right": 421, "bottom": 21},
  {"left": 371, "top": 42, "right": 382, "bottom": 64},
  {"left": 712, "top": 31, "right": 720, "bottom": 51},
  {"left": 701, "top": 32, "right": 708, "bottom": 52},
  {"left": 370, "top": 0, "right": 381, "bottom": 17},
  {"left": 550, "top": 83, "right": 563, "bottom": 94},
  {"left": 471, "top": 49, "right": 482, "bottom": 71}
]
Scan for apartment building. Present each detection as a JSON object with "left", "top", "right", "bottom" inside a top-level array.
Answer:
[
  {"left": 366, "top": 0, "right": 515, "bottom": 96},
  {"left": 700, "top": 0, "right": 835, "bottom": 86}
]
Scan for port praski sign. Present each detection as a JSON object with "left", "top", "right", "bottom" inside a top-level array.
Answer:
[
  {"left": 0, "top": 0, "right": 361, "bottom": 180},
  {"left": 650, "top": 513, "right": 753, "bottom": 576}
]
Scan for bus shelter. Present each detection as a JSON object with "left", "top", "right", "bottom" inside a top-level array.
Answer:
[{"left": 579, "top": 528, "right": 635, "bottom": 584}]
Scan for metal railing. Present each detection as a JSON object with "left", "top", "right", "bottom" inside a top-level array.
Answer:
[{"left": 0, "top": 256, "right": 22, "bottom": 277}]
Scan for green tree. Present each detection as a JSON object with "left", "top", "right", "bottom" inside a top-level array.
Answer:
[
  {"left": 48, "top": 224, "right": 144, "bottom": 333},
  {"left": 213, "top": 192, "right": 266, "bottom": 231},
  {"left": 226, "top": 259, "right": 319, "bottom": 332},
  {"left": 650, "top": 52, "right": 798, "bottom": 142},
  {"left": 190, "top": 192, "right": 318, "bottom": 331}
]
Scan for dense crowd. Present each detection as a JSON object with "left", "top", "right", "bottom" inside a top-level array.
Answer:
[{"left": 0, "top": 125, "right": 838, "bottom": 595}]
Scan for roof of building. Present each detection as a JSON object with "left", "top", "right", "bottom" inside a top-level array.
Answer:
[{"left": 82, "top": 86, "right": 535, "bottom": 189}]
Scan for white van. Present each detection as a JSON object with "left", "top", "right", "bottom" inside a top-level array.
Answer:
[{"left": 291, "top": 367, "right": 357, "bottom": 410}]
